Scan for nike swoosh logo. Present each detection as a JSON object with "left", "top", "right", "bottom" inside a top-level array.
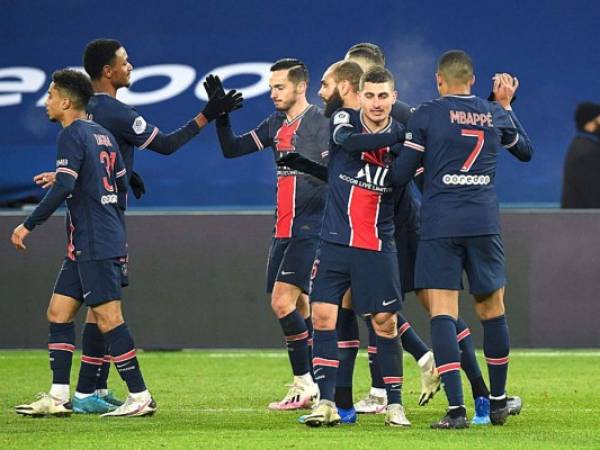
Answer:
[
  {"left": 281, "top": 271, "right": 295, "bottom": 276},
  {"left": 313, "top": 367, "right": 322, "bottom": 375},
  {"left": 382, "top": 298, "right": 398, "bottom": 306},
  {"left": 83, "top": 291, "right": 92, "bottom": 299}
]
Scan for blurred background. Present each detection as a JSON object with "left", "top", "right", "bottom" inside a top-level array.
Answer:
[{"left": 2, "top": 0, "right": 599, "bottom": 208}]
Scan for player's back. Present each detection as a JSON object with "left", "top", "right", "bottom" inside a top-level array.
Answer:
[
  {"left": 61, "top": 119, "right": 127, "bottom": 261},
  {"left": 410, "top": 95, "right": 513, "bottom": 239}
]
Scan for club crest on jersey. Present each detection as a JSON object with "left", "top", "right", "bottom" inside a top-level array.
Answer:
[
  {"left": 333, "top": 111, "right": 350, "bottom": 125},
  {"left": 132, "top": 116, "right": 147, "bottom": 135}
]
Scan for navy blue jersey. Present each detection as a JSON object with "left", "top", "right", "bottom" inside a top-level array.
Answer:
[
  {"left": 87, "top": 93, "right": 159, "bottom": 179},
  {"left": 321, "top": 108, "right": 402, "bottom": 252},
  {"left": 390, "top": 100, "right": 421, "bottom": 235},
  {"left": 401, "top": 95, "right": 533, "bottom": 239},
  {"left": 55, "top": 120, "right": 127, "bottom": 261},
  {"left": 228, "top": 105, "right": 330, "bottom": 237}
]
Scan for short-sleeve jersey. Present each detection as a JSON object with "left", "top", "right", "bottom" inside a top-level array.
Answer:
[
  {"left": 54, "top": 119, "right": 127, "bottom": 261},
  {"left": 321, "top": 108, "right": 401, "bottom": 252},
  {"left": 87, "top": 93, "right": 159, "bottom": 179},
  {"left": 246, "top": 104, "right": 330, "bottom": 237},
  {"left": 403, "top": 94, "right": 520, "bottom": 239}
]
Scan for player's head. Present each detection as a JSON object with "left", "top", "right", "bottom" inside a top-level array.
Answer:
[
  {"left": 269, "top": 58, "right": 309, "bottom": 112},
  {"left": 45, "top": 69, "right": 93, "bottom": 122},
  {"left": 83, "top": 39, "right": 133, "bottom": 89},
  {"left": 345, "top": 42, "right": 385, "bottom": 72},
  {"left": 436, "top": 50, "right": 475, "bottom": 95},
  {"left": 575, "top": 102, "right": 600, "bottom": 133},
  {"left": 319, "top": 61, "right": 363, "bottom": 117},
  {"left": 359, "top": 66, "right": 396, "bottom": 126}
]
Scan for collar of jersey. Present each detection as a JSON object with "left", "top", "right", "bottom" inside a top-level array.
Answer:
[
  {"left": 444, "top": 94, "right": 476, "bottom": 99},
  {"left": 284, "top": 104, "right": 313, "bottom": 125},
  {"left": 360, "top": 110, "right": 392, "bottom": 134},
  {"left": 576, "top": 131, "right": 599, "bottom": 143}
]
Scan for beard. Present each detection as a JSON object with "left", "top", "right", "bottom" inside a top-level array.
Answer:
[{"left": 323, "top": 88, "right": 343, "bottom": 118}]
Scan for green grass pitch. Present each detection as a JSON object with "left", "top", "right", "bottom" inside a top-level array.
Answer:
[{"left": 1, "top": 349, "right": 599, "bottom": 449}]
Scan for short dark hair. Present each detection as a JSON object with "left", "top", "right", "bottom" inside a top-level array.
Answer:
[
  {"left": 346, "top": 42, "right": 385, "bottom": 66},
  {"left": 52, "top": 69, "right": 93, "bottom": 110},
  {"left": 333, "top": 61, "right": 363, "bottom": 92},
  {"left": 437, "top": 50, "right": 474, "bottom": 84},
  {"left": 83, "top": 39, "right": 122, "bottom": 80},
  {"left": 270, "top": 58, "right": 309, "bottom": 85},
  {"left": 359, "top": 66, "right": 395, "bottom": 91}
]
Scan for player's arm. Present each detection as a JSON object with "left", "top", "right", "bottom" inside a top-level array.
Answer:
[
  {"left": 216, "top": 114, "right": 272, "bottom": 158},
  {"left": 390, "top": 108, "right": 427, "bottom": 186},
  {"left": 492, "top": 73, "right": 534, "bottom": 162},
  {"left": 114, "top": 148, "right": 128, "bottom": 210},
  {"left": 12, "top": 131, "right": 82, "bottom": 250},
  {"left": 137, "top": 89, "right": 243, "bottom": 156},
  {"left": 332, "top": 110, "right": 403, "bottom": 153},
  {"left": 277, "top": 154, "right": 328, "bottom": 182},
  {"left": 390, "top": 145, "right": 423, "bottom": 187}
]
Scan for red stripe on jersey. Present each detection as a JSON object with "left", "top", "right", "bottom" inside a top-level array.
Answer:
[
  {"left": 367, "top": 346, "right": 377, "bottom": 354},
  {"left": 275, "top": 176, "right": 296, "bottom": 238},
  {"left": 67, "top": 217, "right": 75, "bottom": 261},
  {"left": 348, "top": 186, "right": 382, "bottom": 251}
]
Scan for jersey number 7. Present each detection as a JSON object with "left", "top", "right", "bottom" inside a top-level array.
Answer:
[{"left": 460, "top": 129, "right": 484, "bottom": 172}]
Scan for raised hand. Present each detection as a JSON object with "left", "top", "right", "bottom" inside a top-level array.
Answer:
[
  {"left": 201, "top": 89, "right": 244, "bottom": 122},
  {"left": 492, "top": 73, "right": 519, "bottom": 109}
]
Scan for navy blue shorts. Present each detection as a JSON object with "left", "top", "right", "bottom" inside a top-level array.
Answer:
[
  {"left": 53, "top": 257, "right": 125, "bottom": 306},
  {"left": 266, "top": 235, "right": 319, "bottom": 294},
  {"left": 395, "top": 227, "right": 418, "bottom": 295},
  {"left": 309, "top": 241, "right": 402, "bottom": 315},
  {"left": 415, "top": 235, "right": 505, "bottom": 295}
]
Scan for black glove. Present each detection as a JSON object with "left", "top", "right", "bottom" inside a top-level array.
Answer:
[
  {"left": 129, "top": 170, "right": 146, "bottom": 199},
  {"left": 277, "top": 153, "right": 328, "bottom": 182},
  {"left": 204, "top": 74, "right": 225, "bottom": 98},
  {"left": 202, "top": 89, "right": 244, "bottom": 122},
  {"left": 203, "top": 75, "right": 243, "bottom": 118},
  {"left": 488, "top": 91, "right": 517, "bottom": 105}
]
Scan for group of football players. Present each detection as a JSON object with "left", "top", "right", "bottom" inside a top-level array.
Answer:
[{"left": 11, "top": 39, "right": 532, "bottom": 429}]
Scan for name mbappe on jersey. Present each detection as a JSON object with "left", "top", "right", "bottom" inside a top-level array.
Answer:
[
  {"left": 321, "top": 108, "right": 400, "bottom": 252},
  {"left": 404, "top": 95, "right": 524, "bottom": 239}
]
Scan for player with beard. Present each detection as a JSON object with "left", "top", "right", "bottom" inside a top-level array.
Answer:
[
  {"left": 301, "top": 62, "right": 410, "bottom": 428},
  {"left": 33, "top": 39, "right": 242, "bottom": 414},
  {"left": 208, "top": 59, "right": 329, "bottom": 411}
]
